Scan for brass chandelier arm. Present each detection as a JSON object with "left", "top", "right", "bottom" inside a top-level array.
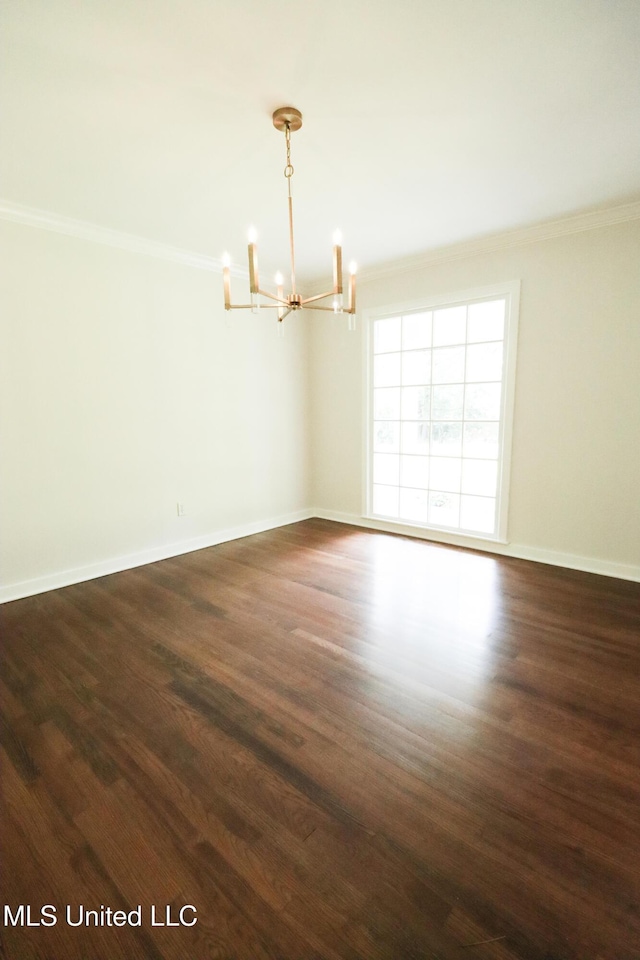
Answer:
[
  {"left": 300, "top": 290, "right": 340, "bottom": 306},
  {"left": 226, "top": 300, "right": 354, "bottom": 314},
  {"left": 257, "top": 288, "right": 289, "bottom": 305},
  {"left": 226, "top": 303, "right": 284, "bottom": 310},
  {"left": 305, "top": 304, "right": 356, "bottom": 314}
]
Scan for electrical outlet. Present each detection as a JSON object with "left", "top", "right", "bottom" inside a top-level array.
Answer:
[{"left": 177, "top": 502, "right": 185, "bottom": 517}]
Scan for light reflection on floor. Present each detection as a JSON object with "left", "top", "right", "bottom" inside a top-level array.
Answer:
[{"left": 347, "top": 532, "right": 503, "bottom": 712}]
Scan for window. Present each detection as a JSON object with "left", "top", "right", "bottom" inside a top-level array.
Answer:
[{"left": 367, "top": 283, "right": 519, "bottom": 541}]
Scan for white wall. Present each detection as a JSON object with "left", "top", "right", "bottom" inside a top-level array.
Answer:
[
  {"left": 3, "top": 215, "right": 639, "bottom": 600},
  {"left": 0, "top": 221, "right": 311, "bottom": 600},
  {"left": 310, "top": 219, "right": 640, "bottom": 579}
]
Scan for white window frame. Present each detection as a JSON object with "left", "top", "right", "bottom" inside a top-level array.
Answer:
[{"left": 363, "top": 281, "right": 520, "bottom": 544}]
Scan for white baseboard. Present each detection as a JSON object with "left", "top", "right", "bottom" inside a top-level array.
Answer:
[
  {"left": 3, "top": 506, "right": 638, "bottom": 603},
  {"left": 0, "top": 509, "right": 314, "bottom": 604},
  {"left": 313, "top": 509, "right": 640, "bottom": 583}
]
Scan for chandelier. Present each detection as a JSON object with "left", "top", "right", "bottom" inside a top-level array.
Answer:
[{"left": 222, "top": 107, "right": 356, "bottom": 322}]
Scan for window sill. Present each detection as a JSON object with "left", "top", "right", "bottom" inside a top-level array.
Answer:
[{"left": 363, "top": 513, "right": 509, "bottom": 547}]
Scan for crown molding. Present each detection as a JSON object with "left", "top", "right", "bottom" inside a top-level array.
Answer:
[
  {"left": 357, "top": 199, "right": 640, "bottom": 284},
  {"left": 0, "top": 199, "right": 250, "bottom": 278},
  {"left": 3, "top": 196, "right": 639, "bottom": 285}
]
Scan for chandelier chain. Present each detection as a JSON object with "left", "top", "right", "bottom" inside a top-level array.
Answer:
[{"left": 284, "top": 123, "right": 294, "bottom": 180}]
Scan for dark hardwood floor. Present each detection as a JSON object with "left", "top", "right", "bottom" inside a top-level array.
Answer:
[{"left": 1, "top": 519, "right": 640, "bottom": 960}]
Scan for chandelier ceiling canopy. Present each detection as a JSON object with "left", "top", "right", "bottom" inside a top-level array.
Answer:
[{"left": 222, "top": 107, "right": 356, "bottom": 322}]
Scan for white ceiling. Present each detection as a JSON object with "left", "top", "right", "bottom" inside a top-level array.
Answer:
[{"left": 2, "top": 0, "right": 640, "bottom": 280}]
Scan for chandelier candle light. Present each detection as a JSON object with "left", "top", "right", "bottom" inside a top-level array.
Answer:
[{"left": 222, "top": 107, "right": 356, "bottom": 323}]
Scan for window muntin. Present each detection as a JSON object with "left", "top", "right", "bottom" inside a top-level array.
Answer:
[{"left": 368, "top": 290, "right": 517, "bottom": 541}]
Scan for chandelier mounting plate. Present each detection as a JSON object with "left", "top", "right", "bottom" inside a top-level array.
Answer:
[{"left": 272, "top": 107, "right": 302, "bottom": 132}]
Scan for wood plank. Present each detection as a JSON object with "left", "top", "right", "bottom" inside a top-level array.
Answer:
[{"left": 1, "top": 519, "right": 640, "bottom": 959}]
